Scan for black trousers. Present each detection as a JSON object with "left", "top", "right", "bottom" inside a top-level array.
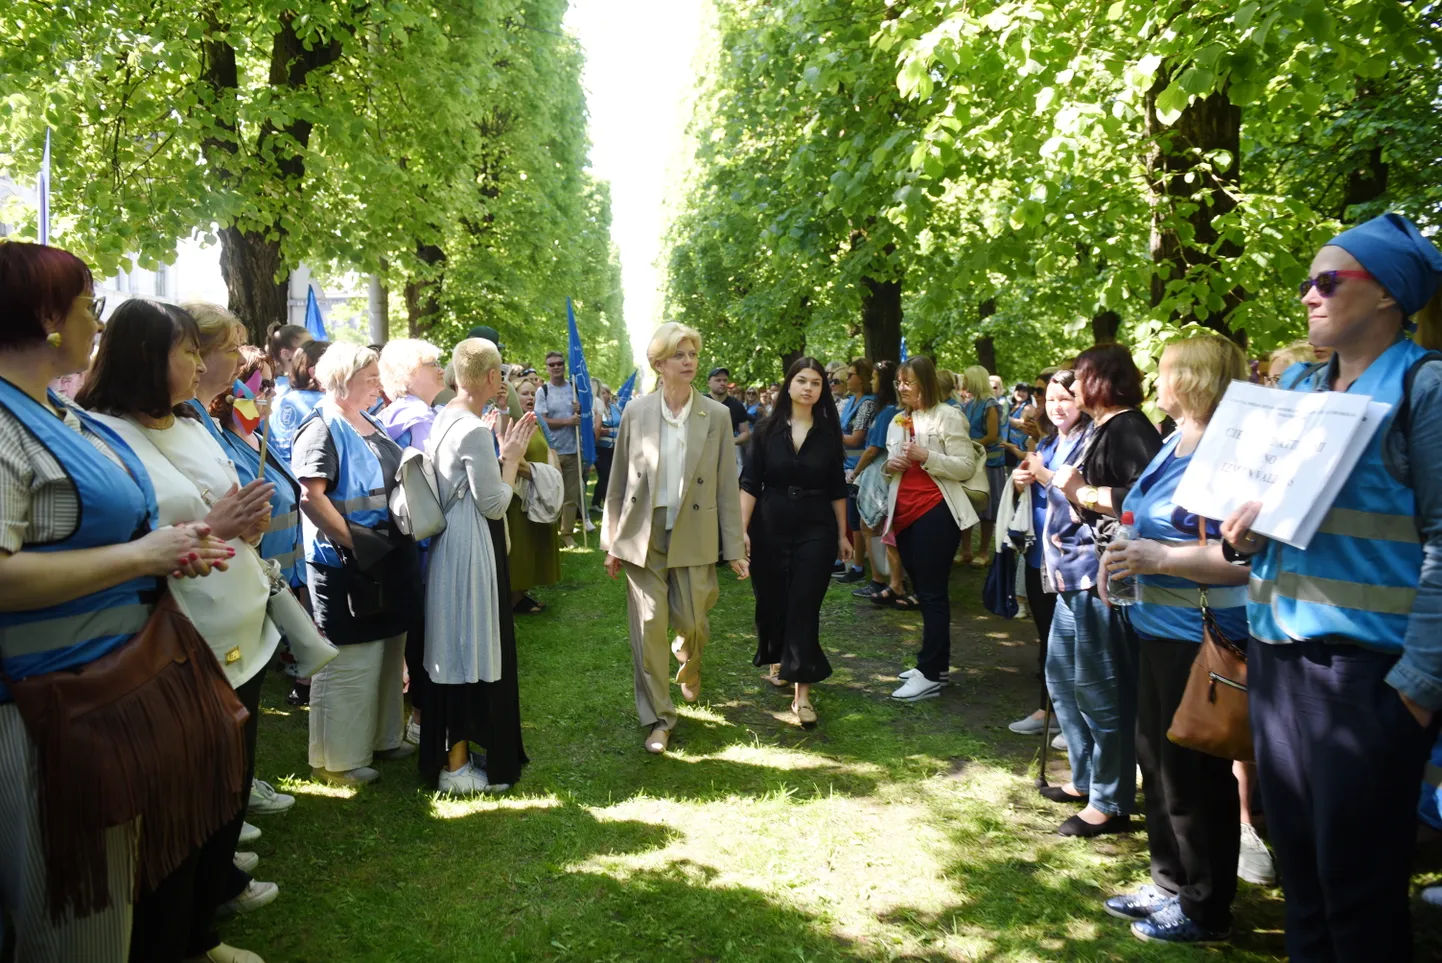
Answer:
[
  {"left": 591, "top": 446, "right": 615, "bottom": 507},
  {"left": 1136, "top": 638, "right": 1239, "bottom": 930},
  {"left": 1250, "top": 638, "right": 1435, "bottom": 962},
  {"left": 1024, "top": 563, "right": 1056, "bottom": 709},
  {"left": 129, "top": 665, "right": 265, "bottom": 961},
  {"left": 894, "top": 502, "right": 961, "bottom": 681}
]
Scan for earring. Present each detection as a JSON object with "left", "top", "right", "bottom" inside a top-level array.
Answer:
[{"left": 46, "top": 332, "right": 62, "bottom": 348}]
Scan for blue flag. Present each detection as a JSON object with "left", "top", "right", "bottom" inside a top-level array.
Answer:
[
  {"left": 899, "top": 335, "right": 909, "bottom": 362},
  {"left": 304, "top": 286, "right": 329, "bottom": 340},
  {"left": 615, "top": 369, "right": 638, "bottom": 410},
  {"left": 37, "top": 129, "right": 50, "bottom": 246},
  {"left": 566, "top": 298, "right": 596, "bottom": 465}
]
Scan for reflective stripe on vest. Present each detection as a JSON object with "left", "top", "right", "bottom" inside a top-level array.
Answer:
[
  {"left": 266, "top": 510, "right": 299, "bottom": 534},
  {"left": 302, "top": 404, "right": 390, "bottom": 567},
  {"left": 266, "top": 546, "right": 303, "bottom": 572},
  {"left": 1138, "top": 583, "right": 1247, "bottom": 609},
  {"left": 0, "top": 603, "right": 153, "bottom": 658},
  {"left": 1249, "top": 572, "right": 1416, "bottom": 616},
  {"left": 1247, "top": 338, "right": 1427, "bottom": 651},
  {"left": 328, "top": 493, "right": 387, "bottom": 515}
]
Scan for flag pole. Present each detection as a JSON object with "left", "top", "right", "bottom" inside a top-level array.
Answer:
[{"left": 575, "top": 421, "right": 587, "bottom": 548}]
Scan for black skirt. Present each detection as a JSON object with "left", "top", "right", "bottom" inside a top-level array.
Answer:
[
  {"left": 750, "top": 491, "right": 835, "bottom": 684},
  {"left": 416, "top": 517, "right": 528, "bottom": 786}
]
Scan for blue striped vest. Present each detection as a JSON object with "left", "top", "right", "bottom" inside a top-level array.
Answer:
[
  {"left": 221, "top": 427, "right": 304, "bottom": 586},
  {"left": 1249, "top": 337, "right": 1428, "bottom": 650},
  {"left": 0, "top": 382, "right": 158, "bottom": 702},
  {"left": 300, "top": 404, "right": 389, "bottom": 568}
]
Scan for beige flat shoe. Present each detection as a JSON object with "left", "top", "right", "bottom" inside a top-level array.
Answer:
[
  {"left": 680, "top": 679, "right": 701, "bottom": 703},
  {"left": 792, "top": 701, "right": 817, "bottom": 727},
  {"left": 644, "top": 726, "right": 670, "bottom": 754},
  {"left": 761, "top": 667, "right": 790, "bottom": 688}
]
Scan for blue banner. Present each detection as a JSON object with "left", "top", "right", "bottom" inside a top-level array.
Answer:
[
  {"left": 899, "top": 335, "right": 908, "bottom": 362},
  {"left": 566, "top": 298, "right": 596, "bottom": 465},
  {"left": 304, "top": 286, "right": 329, "bottom": 340},
  {"left": 615, "top": 369, "right": 638, "bottom": 410}
]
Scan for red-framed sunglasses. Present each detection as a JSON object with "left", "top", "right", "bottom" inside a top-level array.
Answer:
[{"left": 1299, "top": 269, "right": 1374, "bottom": 298}]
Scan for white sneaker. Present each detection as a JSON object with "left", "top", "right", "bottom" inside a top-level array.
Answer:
[
  {"left": 232, "top": 851, "right": 259, "bottom": 874},
  {"left": 898, "top": 666, "right": 950, "bottom": 685},
  {"left": 248, "top": 779, "right": 294, "bottom": 816},
  {"left": 191, "top": 944, "right": 266, "bottom": 963},
  {"left": 238, "top": 822, "right": 261, "bottom": 845},
  {"left": 405, "top": 719, "right": 422, "bottom": 745},
  {"left": 891, "top": 674, "right": 942, "bottom": 702},
  {"left": 583, "top": 515, "right": 597, "bottom": 533},
  {"left": 438, "top": 761, "right": 489, "bottom": 796},
  {"left": 219, "top": 880, "right": 278, "bottom": 916},
  {"left": 1008, "top": 713, "right": 1060, "bottom": 735},
  {"left": 311, "top": 766, "right": 380, "bottom": 787},
  {"left": 1051, "top": 731, "right": 1068, "bottom": 751},
  {"left": 1238, "top": 822, "right": 1276, "bottom": 885}
]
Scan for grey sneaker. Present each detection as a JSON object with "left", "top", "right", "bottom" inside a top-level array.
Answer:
[
  {"left": 238, "top": 821, "right": 261, "bottom": 845},
  {"left": 247, "top": 779, "right": 295, "bottom": 815},
  {"left": 1237, "top": 822, "right": 1276, "bottom": 885},
  {"left": 1008, "top": 713, "right": 1060, "bottom": 735},
  {"left": 1051, "top": 731, "right": 1068, "bottom": 751}
]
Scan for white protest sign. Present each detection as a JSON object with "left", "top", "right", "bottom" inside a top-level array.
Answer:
[{"left": 1174, "top": 381, "right": 1385, "bottom": 549}]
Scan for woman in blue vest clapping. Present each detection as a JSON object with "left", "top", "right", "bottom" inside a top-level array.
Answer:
[
  {"left": 293, "top": 343, "right": 421, "bottom": 788},
  {"left": 1222, "top": 213, "right": 1442, "bottom": 962},
  {"left": 268, "top": 339, "right": 329, "bottom": 465},
  {"left": 1096, "top": 335, "right": 1250, "bottom": 945},
  {"left": 0, "top": 243, "right": 238, "bottom": 963}
]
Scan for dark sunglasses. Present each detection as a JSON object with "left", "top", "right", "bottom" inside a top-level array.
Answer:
[
  {"left": 260, "top": 378, "right": 276, "bottom": 391},
  {"left": 829, "top": 378, "right": 842, "bottom": 386},
  {"left": 1299, "top": 269, "right": 1373, "bottom": 298}
]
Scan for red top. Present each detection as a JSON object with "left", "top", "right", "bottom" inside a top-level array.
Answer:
[{"left": 892, "top": 462, "right": 943, "bottom": 533}]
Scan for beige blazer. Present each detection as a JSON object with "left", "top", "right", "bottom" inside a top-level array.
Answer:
[
  {"left": 882, "top": 403, "right": 981, "bottom": 534},
  {"left": 602, "top": 389, "right": 746, "bottom": 568}
]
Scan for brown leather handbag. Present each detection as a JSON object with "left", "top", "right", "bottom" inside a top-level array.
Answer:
[
  {"left": 3, "top": 587, "right": 249, "bottom": 920},
  {"left": 1166, "top": 523, "right": 1254, "bottom": 761}
]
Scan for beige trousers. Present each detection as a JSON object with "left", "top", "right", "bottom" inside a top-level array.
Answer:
[
  {"left": 622, "top": 508, "right": 719, "bottom": 731},
  {"left": 308, "top": 633, "right": 406, "bottom": 772}
]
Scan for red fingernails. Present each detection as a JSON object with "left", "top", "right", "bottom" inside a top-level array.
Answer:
[
  {"left": 226, "top": 547, "right": 236, "bottom": 556},
  {"left": 188, "top": 552, "right": 200, "bottom": 562}
]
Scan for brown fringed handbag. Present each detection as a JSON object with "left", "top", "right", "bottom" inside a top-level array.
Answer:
[
  {"left": 1166, "top": 522, "right": 1254, "bottom": 761},
  {"left": 3, "top": 587, "right": 249, "bottom": 920}
]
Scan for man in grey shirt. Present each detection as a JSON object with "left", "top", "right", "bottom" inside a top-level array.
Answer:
[{"left": 537, "top": 350, "right": 584, "bottom": 546}]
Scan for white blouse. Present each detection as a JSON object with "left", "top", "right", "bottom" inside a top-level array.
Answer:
[
  {"left": 656, "top": 392, "right": 693, "bottom": 531},
  {"left": 92, "top": 413, "right": 279, "bottom": 687}
]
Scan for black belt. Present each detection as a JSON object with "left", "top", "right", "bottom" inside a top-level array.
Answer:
[{"left": 784, "top": 486, "right": 828, "bottom": 499}]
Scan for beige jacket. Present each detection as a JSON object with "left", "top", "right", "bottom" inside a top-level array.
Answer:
[
  {"left": 882, "top": 403, "right": 981, "bottom": 534},
  {"left": 602, "top": 389, "right": 746, "bottom": 568}
]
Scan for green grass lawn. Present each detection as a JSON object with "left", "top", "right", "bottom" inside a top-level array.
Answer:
[{"left": 230, "top": 543, "right": 1442, "bottom": 962}]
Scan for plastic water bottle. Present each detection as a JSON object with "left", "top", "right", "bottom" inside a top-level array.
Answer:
[{"left": 1108, "top": 511, "right": 1140, "bottom": 606}]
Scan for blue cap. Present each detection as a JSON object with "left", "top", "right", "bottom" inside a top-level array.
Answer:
[{"left": 1326, "top": 212, "right": 1442, "bottom": 317}]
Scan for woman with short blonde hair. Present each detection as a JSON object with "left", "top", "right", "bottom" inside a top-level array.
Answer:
[
  {"left": 378, "top": 339, "right": 445, "bottom": 452},
  {"left": 1097, "top": 334, "right": 1251, "bottom": 940},
  {"left": 1265, "top": 339, "right": 1317, "bottom": 386},
  {"left": 645, "top": 321, "right": 702, "bottom": 370}
]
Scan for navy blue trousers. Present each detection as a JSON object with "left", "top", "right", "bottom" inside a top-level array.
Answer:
[{"left": 1250, "top": 639, "right": 1434, "bottom": 962}]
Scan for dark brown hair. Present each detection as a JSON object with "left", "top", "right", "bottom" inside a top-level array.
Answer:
[
  {"left": 211, "top": 345, "right": 268, "bottom": 428},
  {"left": 1073, "top": 343, "right": 1145, "bottom": 410},
  {"left": 266, "top": 323, "right": 311, "bottom": 367},
  {"left": 754, "top": 357, "right": 841, "bottom": 450},
  {"left": 872, "top": 359, "right": 898, "bottom": 409},
  {"left": 848, "top": 357, "right": 874, "bottom": 393},
  {"left": 0, "top": 242, "right": 93, "bottom": 349},
  {"left": 289, "top": 340, "right": 331, "bottom": 392},
  {"left": 897, "top": 356, "right": 943, "bottom": 411},
  {"left": 77, "top": 298, "right": 201, "bottom": 420}
]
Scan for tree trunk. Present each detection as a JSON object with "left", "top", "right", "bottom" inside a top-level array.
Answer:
[
  {"left": 973, "top": 299, "right": 998, "bottom": 372},
  {"left": 218, "top": 227, "right": 288, "bottom": 345},
  {"left": 1092, "top": 310, "right": 1121, "bottom": 344},
  {"left": 779, "top": 294, "right": 810, "bottom": 374},
  {"left": 1146, "top": 67, "right": 1244, "bottom": 343},
  {"left": 405, "top": 243, "right": 446, "bottom": 337},
  {"left": 1340, "top": 144, "right": 1387, "bottom": 222},
  {"left": 861, "top": 276, "right": 902, "bottom": 363}
]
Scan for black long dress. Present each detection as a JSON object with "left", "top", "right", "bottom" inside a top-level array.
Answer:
[{"left": 744, "top": 420, "right": 849, "bottom": 683}]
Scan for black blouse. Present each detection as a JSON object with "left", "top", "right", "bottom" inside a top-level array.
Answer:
[
  {"left": 741, "top": 422, "right": 848, "bottom": 502},
  {"left": 1079, "top": 408, "right": 1162, "bottom": 546}
]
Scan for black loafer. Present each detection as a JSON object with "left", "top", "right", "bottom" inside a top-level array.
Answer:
[
  {"left": 1058, "top": 814, "right": 1133, "bottom": 837},
  {"left": 1038, "top": 785, "right": 1088, "bottom": 804}
]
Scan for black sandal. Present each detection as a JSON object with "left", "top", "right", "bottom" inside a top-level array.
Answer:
[
  {"left": 513, "top": 595, "right": 545, "bottom": 615},
  {"left": 871, "top": 587, "right": 901, "bottom": 607},
  {"left": 892, "top": 593, "right": 920, "bottom": 610}
]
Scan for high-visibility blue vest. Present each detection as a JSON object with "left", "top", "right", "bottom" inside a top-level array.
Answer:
[
  {"left": 1249, "top": 337, "right": 1428, "bottom": 650},
  {"left": 269, "top": 389, "right": 323, "bottom": 466},
  {"left": 221, "top": 427, "right": 304, "bottom": 586},
  {"left": 0, "top": 381, "right": 159, "bottom": 703},
  {"left": 299, "top": 403, "right": 389, "bottom": 568},
  {"left": 1122, "top": 433, "right": 1248, "bottom": 643}
]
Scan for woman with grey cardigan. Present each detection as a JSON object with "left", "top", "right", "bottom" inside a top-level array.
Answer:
[{"left": 421, "top": 338, "right": 537, "bottom": 795}]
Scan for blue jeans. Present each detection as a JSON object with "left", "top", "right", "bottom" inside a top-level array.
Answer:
[{"left": 1044, "top": 588, "right": 1139, "bottom": 816}]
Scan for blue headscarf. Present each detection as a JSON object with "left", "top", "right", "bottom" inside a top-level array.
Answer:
[{"left": 1326, "top": 212, "right": 1442, "bottom": 317}]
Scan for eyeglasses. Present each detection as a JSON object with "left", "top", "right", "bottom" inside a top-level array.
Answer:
[
  {"left": 1299, "top": 270, "right": 1374, "bottom": 298},
  {"left": 81, "top": 295, "right": 106, "bottom": 321},
  {"left": 546, "top": 360, "right": 564, "bottom": 367},
  {"left": 829, "top": 378, "right": 842, "bottom": 386},
  {"left": 260, "top": 378, "right": 276, "bottom": 391}
]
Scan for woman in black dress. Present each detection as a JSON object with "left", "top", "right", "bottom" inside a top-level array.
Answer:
[{"left": 740, "top": 357, "right": 851, "bottom": 727}]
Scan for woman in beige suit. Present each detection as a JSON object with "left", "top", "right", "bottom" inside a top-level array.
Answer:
[{"left": 602, "top": 323, "right": 748, "bottom": 754}]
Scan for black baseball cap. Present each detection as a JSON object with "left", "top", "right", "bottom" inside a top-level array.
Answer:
[
  {"left": 708, "top": 366, "right": 729, "bottom": 378},
  {"left": 466, "top": 325, "right": 503, "bottom": 350}
]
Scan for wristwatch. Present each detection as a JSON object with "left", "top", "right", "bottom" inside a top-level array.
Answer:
[
  {"left": 1222, "top": 540, "right": 1257, "bottom": 565},
  {"left": 1077, "top": 485, "right": 1100, "bottom": 511}
]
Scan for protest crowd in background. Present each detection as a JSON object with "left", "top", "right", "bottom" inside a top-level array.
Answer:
[{"left": 2, "top": 208, "right": 1442, "bottom": 962}]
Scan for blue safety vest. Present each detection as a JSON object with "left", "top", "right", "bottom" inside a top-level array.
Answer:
[
  {"left": 221, "top": 427, "right": 304, "bottom": 586},
  {"left": 0, "top": 381, "right": 159, "bottom": 703},
  {"left": 269, "top": 389, "right": 323, "bottom": 466},
  {"left": 1249, "top": 337, "right": 1429, "bottom": 650},
  {"left": 840, "top": 393, "right": 875, "bottom": 470},
  {"left": 298, "top": 403, "right": 389, "bottom": 568},
  {"left": 1122, "top": 434, "right": 1248, "bottom": 642}
]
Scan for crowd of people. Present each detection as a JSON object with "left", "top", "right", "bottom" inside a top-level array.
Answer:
[{"left": 2, "top": 207, "right": 1441, "bottom": 963}]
